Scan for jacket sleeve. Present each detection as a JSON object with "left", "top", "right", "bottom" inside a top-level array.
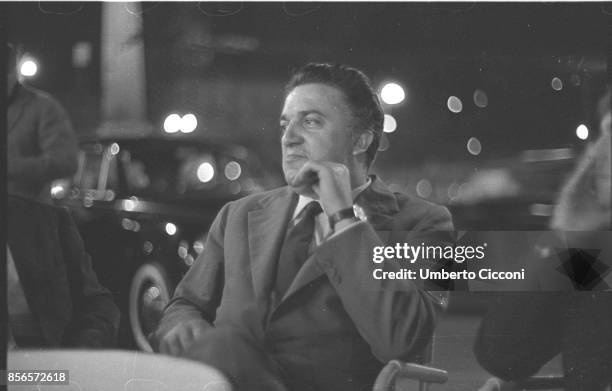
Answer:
[
  {"left": 8, "top": 95, "right": 78, "bottom": 184},
  {"left": 313, "top": 204, "right": 454, "bottom": 362},
  {"left": 57, "top": 207, "right": 120, "bottom": 348},
  {"left": 150, "top": 203, "right": 230, "bottom": 350}
]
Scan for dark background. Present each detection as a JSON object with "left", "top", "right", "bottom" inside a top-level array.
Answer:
[
  {"left": 6, "top": 2, "right": 611, "bottom": 224},
  {"left": 5, "top": 4, "right": 611, "bottom": 386}
]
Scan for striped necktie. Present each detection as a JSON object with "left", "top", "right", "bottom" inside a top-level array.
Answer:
[{"left": 274, "top": 201, "right": 323, "bottom": 297}]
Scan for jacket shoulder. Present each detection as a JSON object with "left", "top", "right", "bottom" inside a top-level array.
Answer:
[
  {"left": 226, "top": 186, "right": 291, "bottom": 210},
  {"left": 20, "top": 84, "right": 54, "bottom": 102},
  {"left": 18, "top": 84, "right": 68, "bottom": 113},
  {"left": 8, "top": 195, "right": 71, "bottom": 223},
  {"left": 394, "top": 192, "right": 454, "bottom": 231}
]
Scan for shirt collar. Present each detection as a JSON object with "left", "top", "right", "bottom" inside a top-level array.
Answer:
[{"left": 292, "top": 176, "right": 372, "bottom": 219}]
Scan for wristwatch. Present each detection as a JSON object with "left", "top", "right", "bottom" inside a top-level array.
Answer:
[{"left": 329, "top": 206, "right": 358, "bottom": 229}]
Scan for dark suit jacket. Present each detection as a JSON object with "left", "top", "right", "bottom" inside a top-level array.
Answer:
[
  {"left": 8, "top": 84, "right": 78, "bottom": 203},
  {"left": 154, "top": 176, "right": 454, "bottom": 391},
  {"left": 7, "top": 195, "right": 120, "bottom": 347}
]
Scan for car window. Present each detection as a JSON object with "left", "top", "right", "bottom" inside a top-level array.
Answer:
[
  {"left": 110, "top": 142, "right": 276, "bottom": 202},
  {"left": 122, "top": 151, "right": 151, "bottom": 193},
  {"left": 121, "top": 145, "right": 219, "bottom": 198}
]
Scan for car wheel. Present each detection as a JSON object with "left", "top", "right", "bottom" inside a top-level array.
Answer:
[{"left": 129, "top": 262, "right": 174, "bottom": 352}]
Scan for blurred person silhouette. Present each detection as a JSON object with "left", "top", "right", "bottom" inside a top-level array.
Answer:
[
  {"left": 6, "top": 195, "right": 120, "bottom": 348},
  {"left": 7, "top": 43, "right": 78, "bottom": 204},
  {"left": 151, "top": 63, "right": 454, "bottom": 391},
  {"left": 551, "top": 89, "right": 611, "bottom": 232},
  {"left": 475, "top": 88, "right": 612, "bottom": 391}
]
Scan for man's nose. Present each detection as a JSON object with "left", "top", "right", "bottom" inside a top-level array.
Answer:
[{"left": 282, "top": 121, "right": 303, "bottom": 146}]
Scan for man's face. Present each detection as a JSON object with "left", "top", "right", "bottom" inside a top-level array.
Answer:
[{"left": 280, "top": 83, "right": 355, "bottom": 185}]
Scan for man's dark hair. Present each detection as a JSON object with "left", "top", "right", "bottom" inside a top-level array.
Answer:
[{"left": 284, "top": 63, "right": 384, "bottom": 167}]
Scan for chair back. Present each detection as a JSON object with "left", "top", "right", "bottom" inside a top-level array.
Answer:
[
  {"left": 372, "top": 292, "right": 450, "bottom": 391},
  {"left": 8, "top": 349, "right": 232, "bottom": 391}
]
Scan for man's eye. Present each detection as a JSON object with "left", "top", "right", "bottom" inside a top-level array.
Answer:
[
  {"left": 303, "top": 118, "right": 321, "bottom": 128},
  {"left": 279, "top": 123, "right": 288, "bottom": 133}
]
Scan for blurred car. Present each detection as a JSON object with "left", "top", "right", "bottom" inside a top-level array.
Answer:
[{"left": 52, "top": 135, "right": 282, "bottom": 350}]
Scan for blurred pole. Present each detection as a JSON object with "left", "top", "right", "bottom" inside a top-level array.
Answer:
[
  {"left": 100, "top": 2, "right": 147, "bottom": 131},
  {"left": 1, "top": 3, "right": 9, "bottom": 370}
]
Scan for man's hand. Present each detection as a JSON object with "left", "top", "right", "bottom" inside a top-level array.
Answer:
[
  {"left": 158, "top": 319, "right": 210, "bottom": 356},
  {"left": 289, "top": 160, "right": 353, "bottom": 216}
]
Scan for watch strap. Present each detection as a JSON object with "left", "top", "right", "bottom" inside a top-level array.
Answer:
[{"left": 329, "top": 206, "right": 357, "bottom": 229}]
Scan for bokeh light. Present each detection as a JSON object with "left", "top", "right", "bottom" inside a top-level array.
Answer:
[
  {"left": 143, "top": 241, "right": 154, "bottom": 254},
  {"left": 383, "top": 114, "right": 397, "bottom": 133},
  {"left": 576, "top": 124, "right": 589, "bottom": 140},
  {"left": 380, "top": 83, "right": 405, "bottom": 105},
  {"left": 163, "top": 114, "right": 182, "bottom": 133},
  {"left": 110, "top": 143, "right": 120, "bottom": 155},
  {"left": 184, "top": 255, "right": 195, "bottom": 267},
  {"left": 224, "top": 161, "right": 242, "bottom": 180},
  {"left": 193, "top": 240, "right": 205, "bottom": 254},
  {"left": 447, "top": 96, "right": 463, "bottom": 113},
  {"left": 181, "top": 113, "right": 198, "bottom": 133},
  {"left": 178, "top": 241, "right": 189, "bottom": 259},
  {"left": 416, "top": 179, "right": 433, "bottom": 198},
  {"left": 447, "top": 183, "right": 460, "bottom": 200},
  {"left": 122, "top": 198, "right": 138, "bottom": 211},
  {"left": 20, "top": 59, "right": 38, "bottom": 77},
  {"left": 165, "top": 222, "right": 177, "bottom": 236},
  {"left": 467, "top": 137, "right": 482, "bottom": 155},
  {"left": 197, "top": 162, "right": 215, "bottom": 183},
  {"left": 50, "top": 184, "right": 65, "bottom": 198},
  {"left": 551, "top": 77, "right": 563, "bottom": 91},
  {"left": 473, "top": 89, "right": 488, "bottom": 108}
]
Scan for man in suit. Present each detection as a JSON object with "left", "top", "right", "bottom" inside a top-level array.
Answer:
[
  {"left": 7, "top": 43, "right": 78, "bottom": 204},
  {"left": 152, "top": 63, "right": 454, "bottom": 391},
  {"left": 6, "top": 195, "right": 120, "bottom": 348}
]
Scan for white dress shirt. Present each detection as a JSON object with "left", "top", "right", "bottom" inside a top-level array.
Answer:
[{"left": 291, "top": 177, "right": 371, "bottom": 247}]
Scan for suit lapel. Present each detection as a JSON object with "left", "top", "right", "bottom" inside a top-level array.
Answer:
[
  {"left": 281, "top": 252, "right": 323, "bottom": 302},
  {"left": 279, "top": 176, "right": 400, "bottom": 302},
  {"left": 247, "top": 188, "right": 298, "bottom": 300}
]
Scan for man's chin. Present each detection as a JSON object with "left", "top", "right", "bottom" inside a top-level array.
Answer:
[
  {"left": 283, "top": 170, "right": 296, "bottom": 186},
  {"left": 282, "top": 164, "right": 302, "bottom": 185},
  {"left": 283, "top": 163, "right": 317, "bottom": 197}
]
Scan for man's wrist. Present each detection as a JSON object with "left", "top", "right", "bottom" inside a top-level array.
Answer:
[
  {"left": 329, "top": 206, "right": 358, "bottom": 230},
  {"left": 333, "top": 217, "right": 359, "bottom": 232}
]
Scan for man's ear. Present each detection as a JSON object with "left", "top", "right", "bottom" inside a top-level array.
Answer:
[{"left": 352, "top": 130, "right": 374, "bottom": 156}]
